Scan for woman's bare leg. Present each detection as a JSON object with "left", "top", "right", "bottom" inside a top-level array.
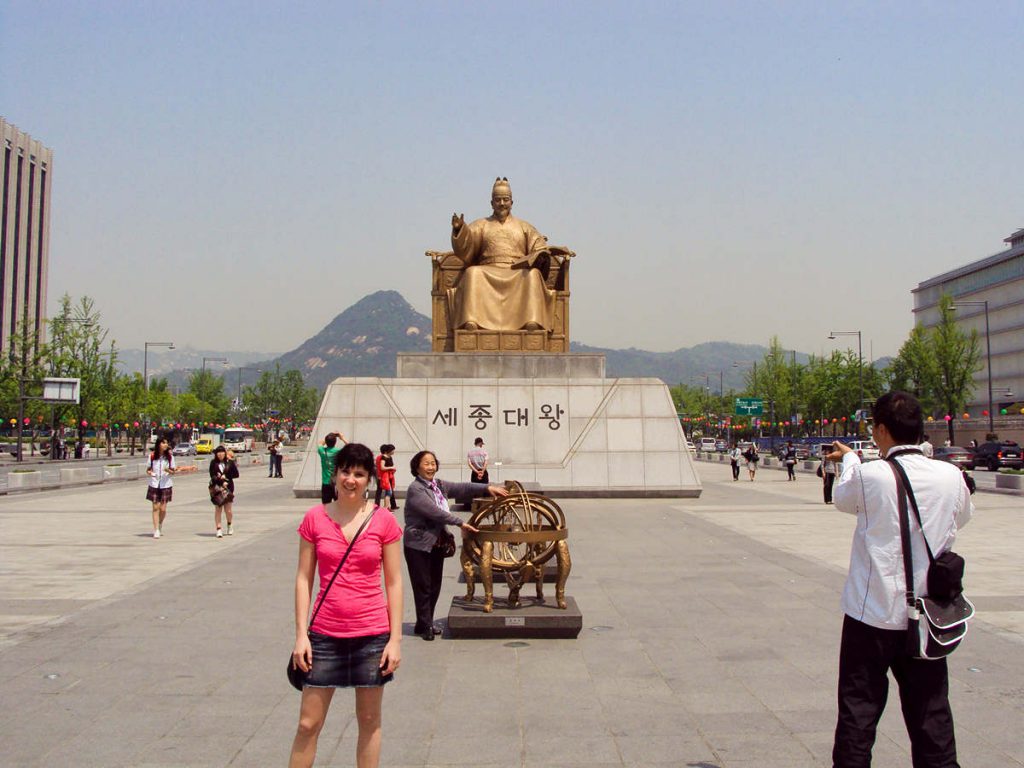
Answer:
[
  {"left": 355, "top": 686, "right": 384, "bottom": 768},
  {"left": 288, "top": 687, "right": 334, "bottom": 768}
]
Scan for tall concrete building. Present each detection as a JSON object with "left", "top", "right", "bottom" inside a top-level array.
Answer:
[
  {"left": 912, "top": 227, "right": 1024, "bottom": 422},
  {"left": 1, "top": 118, "right": 52, "bottom": 358}
]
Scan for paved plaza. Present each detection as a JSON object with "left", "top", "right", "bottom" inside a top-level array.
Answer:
[{"left": 0, "top": 463, "right": 1021, "bottom": 767}]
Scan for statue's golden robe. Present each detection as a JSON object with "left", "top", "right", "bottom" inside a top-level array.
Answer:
[{"left": 448, "top": 214, "right": 555, "bottom": 332}]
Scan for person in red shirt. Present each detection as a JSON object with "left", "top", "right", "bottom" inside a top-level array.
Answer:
[{"left": 289, "top": 443, "right": 403, "bottom": 768}]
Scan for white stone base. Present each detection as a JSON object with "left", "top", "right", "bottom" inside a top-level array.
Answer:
[{"left": 293, "top": 377, "right": 701, "bottom": 498}]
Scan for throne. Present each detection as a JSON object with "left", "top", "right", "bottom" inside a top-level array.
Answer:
[{"left": 427, "top": 247, "right": 574, "bottom": 353}]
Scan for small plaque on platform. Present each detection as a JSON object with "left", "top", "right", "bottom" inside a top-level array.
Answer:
[{"left": 447, "top": 595, "right": 582, "bottom": 639}]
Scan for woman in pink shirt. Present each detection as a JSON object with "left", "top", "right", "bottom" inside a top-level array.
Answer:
[{"left": 289, "top": 443, "right": 403, "bottom": 768}]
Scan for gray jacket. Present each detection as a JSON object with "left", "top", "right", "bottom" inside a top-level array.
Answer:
[{"left": 403, "top": 476, "right": 490, "bottom": 552}]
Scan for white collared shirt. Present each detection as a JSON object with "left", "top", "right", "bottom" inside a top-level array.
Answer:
[{"left": 833, "top": 445, "right": 973, "bottom": 630}]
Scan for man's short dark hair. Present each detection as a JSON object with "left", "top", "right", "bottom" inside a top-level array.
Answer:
[
  {"left": 872, "top": 391, "right": 923, "bottom": 445},
  {"left": 325, "top": 433, "right": 338, "bottom": 448},
  {"left": 474, "top": 437, "right": 484, "bottom": 446}
]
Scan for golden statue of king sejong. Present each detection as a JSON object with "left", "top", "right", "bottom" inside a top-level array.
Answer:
[{"left": 448, "top": 177, "right": 556, "bottom": 332}]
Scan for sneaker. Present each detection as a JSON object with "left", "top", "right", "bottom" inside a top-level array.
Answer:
[
  {"left": 153, "top": 529, "right": 161, "bottom": 539},
  {"left": 226, "top": 524, "right": 233, "bottom": 536},
  {"left": 216, "top": 528, "right": 223, "bottom": 538}
]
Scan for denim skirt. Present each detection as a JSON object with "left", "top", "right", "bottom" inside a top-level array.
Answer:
[{"left": 304, "top": 631, "right": 392, "bottom": 688}]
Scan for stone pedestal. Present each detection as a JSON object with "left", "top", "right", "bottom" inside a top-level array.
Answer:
[
  {"left": 293, "top": 361, "right": 701, "bottom": 498},
  {"left": 446, "top": 596, "right": 582, "bottom": 639}
]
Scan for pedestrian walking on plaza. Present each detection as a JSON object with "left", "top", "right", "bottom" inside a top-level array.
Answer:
[
  {"left": 289, "top": 443, "right": 403, "bottom": 768},
  {"left": 146, "top": 437, "right": 176, "bottom": 538},
  {"left": 316, "top": 432, "right": 346, "bottom": 504},
  {"left": 919, "top": 432, "right": 934, "bottom": 458},
  {"left": 742, "top": 443, "right": 759, "bottom": 481},
  {"left": 729, "top": 442, "right": 743, "bottom": 481},
  {"left": 268, "top": 439, "right": 278, "bottom": 478},
  {"left": 821, "top": 448, "right": 837, "bottom": 504},
  {"left": 376, "top": 445, "right": 397, "bottom": 510},
  {"left": 828, "top": 391, "right": 973, "bottom": 768},
  {"left": 784, "top": 441, "right": 797, "bottom": 481},
  {"left": 403, "top": 450, "right": 508, "bottom": 641},
  {"left": 467, "top": 437, "right": 490, "bottom": 485},
  {"left": 209, "top": 445, "right": 239, "bottom": 538},
  {"left": 269, "top": 438, "right": 284, "bottom": 478}
]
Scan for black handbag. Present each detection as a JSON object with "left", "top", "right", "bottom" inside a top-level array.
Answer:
[
  {"left": 287, "top": 508, "right": 375, "bottom": 691},
  {"left": 888, "top": 456, "right": 974, "bottom": 660},
  {"left": 436, "top": 530, "right": 457, "bottom": 558}
]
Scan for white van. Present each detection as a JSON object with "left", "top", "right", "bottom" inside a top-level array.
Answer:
[{"left": 699, "top": 437, "right": 718, "bottom": 453}]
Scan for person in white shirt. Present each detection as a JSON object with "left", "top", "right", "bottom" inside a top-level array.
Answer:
[
  {"left": 729, "top": 443, "right": 743, "bottom": 481},
  {"left": 919, "top": 433, "right": 934, "bottom": 458},
  {"left": 827, "top": 392, "right": 972, "bottom": 768},
  {"left": 146, "top": 437, "right": 177, "bottom": 539}
]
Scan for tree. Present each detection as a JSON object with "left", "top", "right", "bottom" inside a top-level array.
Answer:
[
  {"left": 931, "top": 294, "right": 981, "bottom": 443},
  {"left": 887, "top": 325, "right": 938, "bottom": 413},
  {"left": 48, "top": 295, "right": 118, "bottom": 434},
  {"left": 187, "top": 370, "right": 230, "bottom": 421}
]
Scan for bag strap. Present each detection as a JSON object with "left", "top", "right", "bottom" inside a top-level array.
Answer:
[
  {"left": 887, "top": 461, "right": 922, "bottom": 654},
  {"left": 307, "top": 506, "right": 375, "bottom": 629},
  {"left": 886, "top": 450, "right": 937, "bottom": 564}
]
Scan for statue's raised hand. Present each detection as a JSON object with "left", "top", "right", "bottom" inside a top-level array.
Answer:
[{"left": 451, "top": 213, "right": 465, "bottom": 234}]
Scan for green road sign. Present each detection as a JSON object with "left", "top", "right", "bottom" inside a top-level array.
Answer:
[{"left": 735, "top": 397, "right": 764, "bottom": 416}]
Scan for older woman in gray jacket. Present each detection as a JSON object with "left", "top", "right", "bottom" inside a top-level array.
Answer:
[{"left": 404, "top": 449, "right": 507, "bottom": 640}]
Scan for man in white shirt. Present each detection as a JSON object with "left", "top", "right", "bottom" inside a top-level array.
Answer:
[
  {"left": 920, "top": 433, "right": 934, "bottom": 458},
  {"left": 828, "top": 391, "right": 972, "bottom": 768}
]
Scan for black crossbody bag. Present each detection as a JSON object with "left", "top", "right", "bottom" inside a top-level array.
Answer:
[
  {"left": 287, "top": 508, "right": 375, "bottom": 690},
  {"left": 887, "top": 451, "right": 974, "bottom": 660}
]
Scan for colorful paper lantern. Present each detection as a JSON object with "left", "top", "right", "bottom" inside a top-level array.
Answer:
[{"left": 943, "top": 414, "right": 951, "bottom": 422}]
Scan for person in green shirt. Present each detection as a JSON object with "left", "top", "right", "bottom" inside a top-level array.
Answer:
[{"left": 317, "top": 432, "right": 347, "bottom": 503}]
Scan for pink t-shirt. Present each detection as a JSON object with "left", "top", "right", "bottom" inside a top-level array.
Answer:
[{"left": 298, "top": 505, "right": 402, "bottom": 638}]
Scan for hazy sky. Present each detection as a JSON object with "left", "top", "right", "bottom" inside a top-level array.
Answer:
[{"left": 3, "top": 1, "right": 1022, "bottom": 362}]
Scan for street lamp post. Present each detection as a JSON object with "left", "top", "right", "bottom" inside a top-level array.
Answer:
[
  {"left": 950, "top": 300, "right": 994, "bottom": 434},
  {"left": 236, "top": 366, "right": 261, "bottom": 409},
  {"left": 201, "top": 356, "right": 228, "bottom": 375},
  {"left": 143, "top": 341, "right": 175, "bottom": 392},
  {"left": 827, "top": 330, "right": 863, "bottom": 432}
]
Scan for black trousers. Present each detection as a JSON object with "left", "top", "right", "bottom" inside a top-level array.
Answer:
[
  {"left": 404, "top": 546, "right": 445, "bottom": 633},
  {"left": 823, "top": 473, "right": 835, "bottom": 503},
  {"left": 731, "top": 461, "right": 740, "bottom": 480},
  {"left": 832, "top": 615, "right": 959, "bottom": 768},
  {"left": 470, "top": 469, "right": 489, "bottom": 484},
  {"left": 786, "top": 461, "right": 796, "bottom": 479}
]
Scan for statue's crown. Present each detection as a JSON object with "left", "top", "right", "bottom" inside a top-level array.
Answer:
[{"left": 492, "top": 176, "right": 511, "bottom": 197}]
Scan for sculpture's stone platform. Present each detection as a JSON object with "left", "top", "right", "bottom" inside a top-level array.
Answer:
[
  {"left": 446, "top": 595, "right": 582, "bottom": 639},
  {"left": 397, "top": 352, "right": 605, "bottom": 379},
  {"left": 292, "top": 371, "right": 701, "bottom": 498}
]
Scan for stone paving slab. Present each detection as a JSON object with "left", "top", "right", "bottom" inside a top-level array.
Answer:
[{"left": 0, "top": 465, "right": 1021, "bottom": 766}]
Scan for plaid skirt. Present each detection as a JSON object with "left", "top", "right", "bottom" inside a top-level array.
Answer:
[{"left": 146, "top": 486, "right": 173, "bottom": 503}]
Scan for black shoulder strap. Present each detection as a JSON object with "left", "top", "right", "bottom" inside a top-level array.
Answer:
[
  {"left": 307, "top": 507, "right": 375, "bottom": 629},
  {"left": 887, "top": 461, "right": 916, "bottom": 609},
  {"left": 886, "top": 451, "right": 937, "bottom": 565}
]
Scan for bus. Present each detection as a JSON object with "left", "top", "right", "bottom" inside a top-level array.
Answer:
[{"left": 223, "top": 427, "right": 255, "bottom": 453}]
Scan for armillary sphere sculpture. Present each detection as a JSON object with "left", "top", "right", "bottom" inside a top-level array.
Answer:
[{"left": 460, "top": 482, "right": 571, "bottom": 613}]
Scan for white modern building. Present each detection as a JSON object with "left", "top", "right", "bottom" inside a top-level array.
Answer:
[{"left": 912, "top": 227, "right": 1024, "bottom": 423}]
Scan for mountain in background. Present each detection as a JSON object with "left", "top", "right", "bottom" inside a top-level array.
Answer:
[
  {"left": 272, "top": 290, "right": 432, "bottom": 390},
  {"left": 256, "top": 291, "right": 777, "bottom": 390},
  {"left": 129, "top": 291, "right": 865, "bottom": 391}
]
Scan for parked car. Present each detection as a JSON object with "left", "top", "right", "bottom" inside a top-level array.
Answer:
[
  {"left": 715, "top": 439, "right": 728, "bottom": 452},
  {"left": 970, "top": 441, "right": 1023, "bottom": 471},
  {"left": 195, "top": 438, "right": 214, "bottom": 455},
  {"left": 171, "top": 442, "right": 197, "bottom": 456},
  {"left": 698, "top": 437, "right": 717, "bottom": 453},
  {"left": 932, "top": 445, "right": 974, "bottom": 469},
  {"left": 685, "top": 440, "right": 696, "bottom": 452}
]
